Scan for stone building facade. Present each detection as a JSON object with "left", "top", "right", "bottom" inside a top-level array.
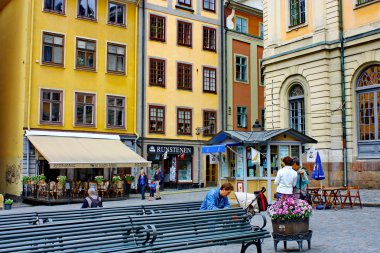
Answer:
[{"left": 263, "top": 0, "right": 380, "bottom": 188}]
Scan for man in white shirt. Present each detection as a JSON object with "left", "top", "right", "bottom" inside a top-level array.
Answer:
[{"left": 274, "top": 156, "right": 297, "bottom": 199}]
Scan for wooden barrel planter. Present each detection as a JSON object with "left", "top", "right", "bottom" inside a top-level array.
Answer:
[{"left": 271, "top": 218, "right": 309, "bottom": 235}]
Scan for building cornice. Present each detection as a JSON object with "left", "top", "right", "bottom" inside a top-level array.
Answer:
[{"left": 228, "top": 1, "right": 263, "bottom": 17}]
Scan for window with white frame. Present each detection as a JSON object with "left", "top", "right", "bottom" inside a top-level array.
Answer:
[
  {"left": 289, "top": 84, "right": 305, "bottom": 134},
  {"left": 235, "top": 16, "right": 247, "bottom": 33},
  {"left": 237, "top": 106, "right": 248, "bottom": 128},
  {"left": 108, "top": 1, "right": 125, "bottom": 26},
  {"left": 289, "top": 0, "right": 306, "bottom": 27},
  {"left": 40, "top": 89, "right": 63, "bottom": 124},
  {"left": 44, "top": 0, "right": 65, "bottom": 13},
  {"left": 235, "top": 55, "right": 247, "bottom": 82},
  {"left": 107, "top": 43, "right": 125, "bottom": 74},
  {"left": 75, "top": 92, "right": 95, "bottom": 126},
  {"left": 107, "top": 95, "right": 125, "bottom": 128},
  {"left": 42, "top": 32, "right": 64, "bottom": 66},
  {"left": 78, "top": 0, "right": 97, "bottom": 19},
  {"left": 76, "top": 38, "right": 96, "bottom": 70}
]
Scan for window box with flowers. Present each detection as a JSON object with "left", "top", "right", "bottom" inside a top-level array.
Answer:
[{"left": 268, "top": 197, "right": 312, "bottom": 235}]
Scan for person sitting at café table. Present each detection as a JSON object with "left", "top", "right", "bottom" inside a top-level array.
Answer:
[
  {"left": 200, "top": 182, "right": 234, "bottom": 210},
  {"left": 292, "top": 158, "right": 309, "bottom": 199},
  {"left": 274, "top": 156, "right": 297, "bottom": 200}
]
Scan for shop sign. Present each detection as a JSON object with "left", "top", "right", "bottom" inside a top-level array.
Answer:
[{"left": 147, "top": 145, "right": 194, "bottom": 155}]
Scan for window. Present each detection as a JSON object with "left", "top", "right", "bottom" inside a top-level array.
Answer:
[
  {"left": 150, "top": 15, "right": 165, "bottom": 42},
  {"left": 203, "top": 0, "right": 215, "bottom": 11},
  {"left": 107, "top": 95, "right": 125, "bottom": 128},
  {"left": 42, "top": 32, "right": 64, "bottom": 66},
  {"left": 357, "top": 65, "right": 380, "bottom": 143},
  {"left": 357, "top": 0, "right": 376, "bottom": 6},
  {"left": 203, "top": 111, "right": 216, "bottom": 136},
  {"left": 237, "top": 106, "right": 248, "bottom": 128},
  {"left": 259, "top": 22, "right": 264, "bottom": 38},
  {"left": 44, "top": 0, "right": 64, "bottom": 13},
  {"left": 289, "top": 84, "right": 305, "bottom": 134},
  {"left": 203, "top": 27, "right": 216, "bottom": 51},
  {"left": 177, "top": 63, "right": 192, "bottom": 90},
  {"left": 76, "top": 38, "right": 96, "bottom": 70},
  {"left": 203, "top": 67, "right": 216, "bottom": 93},
  {"left": 149, "top": 105, "right": 165, "bottom": 133},
  {"left": 235, "top": 17, "right": 247, "bottom": 33},
  {"left": 259, "top": 59, "right": 264, "bottom": 85},
  {"left": 177, "top": 21, "right": 192, "bottom": 47},
  {"left": 178, "top": 0, "right": 191, "bottom": 7},
  {"left": 289, "top": 0, "right": 306, "bottom": 27},
  {"left": 261, "top": 109, "right": 265, "bottom": 129},
  {"left": 177, "top": 108, "right": 192, "bottom": 135},
  {"left": 149, "top": 58, "right": 165, "bottom": 86},
  {"left": 107, "top": 43, "right": 125, "bottom": 74},
  {"left": 235, "top": 55, "right": 248, "bottom": 82},
  {"left": 40, "top": 89, "right": 63, "bottom": 124},
  {"left": 75, "top": 93, "right": 95, "bottom": 126},
  {"left": 78, "top": 0, "right": 97, "bottom": 19},
  {"left": 108, "top": 2, "right": 125, "bottom": 26}
]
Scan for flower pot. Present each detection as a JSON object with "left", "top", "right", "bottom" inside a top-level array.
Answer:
[
  {"left": 272, "top": 218, "right": 309, "bottom": 235},
  {"left": 4, "top": 204, "right": 12, "bottom": 210}
]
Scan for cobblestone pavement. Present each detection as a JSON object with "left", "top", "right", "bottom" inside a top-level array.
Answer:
[
  {"left": 180, "top": 207, "right": 380, "bottom": 253},
  {"left": 2, "top": 189, "right": 379, "bottom": 252}
]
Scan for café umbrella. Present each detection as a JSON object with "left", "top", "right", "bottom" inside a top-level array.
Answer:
[{"left": 312, "top": 152, "right": 325, "bottom": 205}]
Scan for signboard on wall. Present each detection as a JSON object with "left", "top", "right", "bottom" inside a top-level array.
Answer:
[{"left": 147, "top": 145, "right": 194, "bottom": 155}]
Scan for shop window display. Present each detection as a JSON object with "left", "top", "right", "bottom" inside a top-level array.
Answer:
[{"left": 178, "top": 157, "right": 192, "bottom": 182}]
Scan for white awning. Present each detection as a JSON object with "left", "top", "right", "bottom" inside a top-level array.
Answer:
[{"left": 27, "top": 135, "right": 151, "bottom": 169}]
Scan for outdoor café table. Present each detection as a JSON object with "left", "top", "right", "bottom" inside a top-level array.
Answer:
[
  {"left": 322, "top": 187, "right": 345, "bottom": 209},
  {"left": 307, "top": 187, "right": 322, "bottom": 205}
]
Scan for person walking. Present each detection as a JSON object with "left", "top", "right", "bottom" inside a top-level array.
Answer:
[
  {"left": 148, "top": 180, "right": 156, "bottom": 201},
  {"left": 274, "top": 156, "right": 297, "bottom": 200},
  {"left": 153, "top": 168, "right": 164, "bottom": 200},
  {"left": 81, "top": 188, "right": 102, "bottom": 208},
  {"left": 137, "top": 170, "right": 148, "bottom": 200},
  {"left": 292, "top": 158, "right": 309, "bottom": 199},
  {"left": 200, "top": 182, "right": 234, "bottom": 210}
]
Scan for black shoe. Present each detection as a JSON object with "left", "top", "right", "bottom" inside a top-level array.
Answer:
[{"left": 155, "top": 197, "right": 161, "bottom": 200}]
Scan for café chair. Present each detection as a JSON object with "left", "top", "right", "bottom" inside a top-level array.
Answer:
[
  {"left": 341, "top": 186, "right": 362, "bottom": 208},
  {"left": 49, "top": 181, "right": 57, "bottom": 199},
  {"left": 115, "top": 181, "right": 124, "bottom": 198}
]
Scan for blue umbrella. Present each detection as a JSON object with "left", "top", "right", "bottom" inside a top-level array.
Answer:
[{"left": 312, "top": 152, "right": 325, "bottom": 207}]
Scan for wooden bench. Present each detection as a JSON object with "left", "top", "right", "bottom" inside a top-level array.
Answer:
[
  {"left": 0, "top": 208, "right": 270, "bottom": 253},
  {"left": 0, "top": 201, "right": 201, "bottom": 229}
]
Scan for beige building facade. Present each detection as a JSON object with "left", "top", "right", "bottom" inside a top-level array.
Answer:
[{"left": 263, "top": 0, "right": 380, "bottom": 188}]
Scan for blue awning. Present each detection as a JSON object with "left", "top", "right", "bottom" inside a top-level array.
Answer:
[{"left": 202, "top": 145, "right": 226, "bottom": 154}]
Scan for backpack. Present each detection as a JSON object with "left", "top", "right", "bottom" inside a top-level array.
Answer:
[
  {"left": 86, "top": 196, "right": 101, "bottom": 208},
  {"left": 254, "top": 187, "right": 269, "bottom": 212}
]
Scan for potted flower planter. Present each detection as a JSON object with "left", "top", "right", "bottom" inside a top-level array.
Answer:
[
  {"left": 272, "top": 218, "right": 309, "bottom": 235},
  {"left": 4, "top": 199, "right": 13, "bottom": 210},
  {"left": 268, "top": 197, "right": 312, "bottom": 236}
]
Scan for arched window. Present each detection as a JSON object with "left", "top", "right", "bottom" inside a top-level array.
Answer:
[
  {"left": 289, "top": 84, "right": 305, "bottom": 134},
  {"left": 356, "top": 65, "right": 380, "bottom": 158}
]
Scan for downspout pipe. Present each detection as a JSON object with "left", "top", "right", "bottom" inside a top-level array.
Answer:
[
  {"left": 141, "top": 0, "right": 146, "bottom": 155},
  {"left": 224, "top": 0, "right": 232, "bottom": 130},
  {"left": 133, "top": 0, "right": 141, "bottom": 152},
  {"left": 338, "top": 0, "right": 348, "bottom": 187},
  {"left": 220, "top": 0, "right": 225, "bottom": 130}
]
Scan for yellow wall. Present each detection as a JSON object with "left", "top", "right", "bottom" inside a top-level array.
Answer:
[
  {"left": 146, "top": 11, "right": 219, "bottom": 141},
  {"left": 343, "top": 0, "right": 380, "bottom": 31},
  {"left": 0, "top": 0, "right": 29, "bottom": 196},
  {"left": 28, "top": 0, "right": 137, "bottom": 134},
  {"left": 281, "top": 0, "right": 313, "bottom": 41}
]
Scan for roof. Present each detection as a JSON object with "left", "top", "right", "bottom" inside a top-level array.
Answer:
[{"left": 208, "top": 128, "right": 318, "bottom": 145}]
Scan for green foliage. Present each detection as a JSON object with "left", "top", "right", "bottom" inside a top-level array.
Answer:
[
  {"left": 112, "top": 176, "right": 122, "bottom": 183},
  {"left": 57, "top": 175, "right": 67, "bottom": 185},
  {"left": 125, "top": 175, "right": 135, "bottom": 182},
  {"left": 38, "top": 174, "right": 47, "bottom": 181},
  {"left": 30, "top": 175, "right": 38, "bottom": 181},
  {"left": 22, "top": 176, "right": 30, "bottom": 184},
  {"left": 4, "top": 199, "right": 13, "bottom": 205}
]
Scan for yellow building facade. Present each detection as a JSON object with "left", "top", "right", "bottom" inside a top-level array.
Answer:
[
  {"left": 263, "top": 0, "right": 380, "bottom": 188},
  {"left": 139, "top": 0, "right": 221, "bottom": 188},
  {"left": 0, "top": 0, "right": 140, "bottom": 197}
]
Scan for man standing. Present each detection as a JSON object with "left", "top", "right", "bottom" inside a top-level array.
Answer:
[
  {"left": 200, "top": 182, "right": 234, "bottom": 210},
  {"left": 153, "top": 168, "right": 164, "bottom": 200},
  {"left": 137, "top": 170, "right": 148, "bottom": 200}
]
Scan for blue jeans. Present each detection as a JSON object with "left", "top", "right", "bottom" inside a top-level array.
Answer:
[{"left": 140, "top": 186, "right": 146, "bottom": 200}]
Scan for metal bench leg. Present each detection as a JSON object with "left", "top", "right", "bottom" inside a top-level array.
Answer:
[
  {"left": 307, "top": 239, "right": 311, "bottom": 250},
  {"left": 284, "top": 240, "right": 287, "bottom": 249},
  {"left": 241, "top": 240, "right": 262, "bottom": 253},
  {"left": 297, "top": 240, "right": 303, "bottom": 252},
  {"left": 273, "top": 240, "right": 279, "bottom": 253}
]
